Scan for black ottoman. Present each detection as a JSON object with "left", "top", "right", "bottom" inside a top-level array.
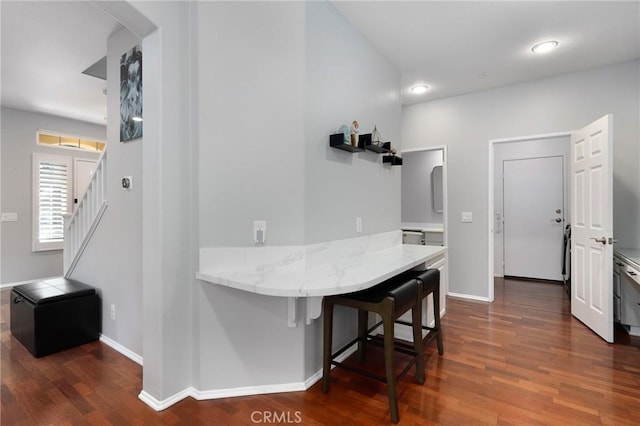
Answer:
[{"left": 10, "top": 278, "right": 100, "bottom": 357}]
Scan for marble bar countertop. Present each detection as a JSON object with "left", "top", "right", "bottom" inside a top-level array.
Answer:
[
  {"left": 614, "top": 248, "right": 640, "bottom": 269},
  {"left": 401, "top": 222, "right": 444, "bottom": 233},
  {"left": 197, "top": 231, "right": 447, "bottom": 298}
]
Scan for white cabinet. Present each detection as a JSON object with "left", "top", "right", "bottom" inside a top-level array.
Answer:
[
  {"left": 403, "top": 231, "right": 424, "bottom": 245},
  {"left": 402, "top": 223, "right": 444, "bottom": 247},
  {"left": 620, "top": 263, "right": 640, "bottom": 328},
  {"left": 613, "top": 260, "right": 622, "bottom": 323},
  {"left": 614, "top": 250, "right": 640, "bottom": 337},
  {"left": 424, "top": 231, "right": 444, "bottom": 246}
]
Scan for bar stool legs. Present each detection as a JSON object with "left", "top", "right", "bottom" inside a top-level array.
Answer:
[
  {"left": 322, "top": 278, "right": 424, "bottom": 424},
  {"left": 357, "top": 309, "right": 368, "bottom": 362},
  {"left": 412, "top": 299, "right": 426, "bottom": 384},
  {"left": 432, "top": 282, "right": 444, "bottom": 356},
  {"left": 397, "top": 268, "right": 444, "bottom": 356},
  {"left": 321, "top": 300, "right": 334, "bottom": 393},
  {"left": 382, "top": 302, "right": 399, "bottom": 423}
]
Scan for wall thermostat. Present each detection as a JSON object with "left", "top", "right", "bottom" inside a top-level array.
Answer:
[{"left": 122, "top": 176, "right": 133, "bottom": 190}]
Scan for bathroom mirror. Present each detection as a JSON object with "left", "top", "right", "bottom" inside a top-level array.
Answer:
[{"left": 432, "top": 166, "right": 443, "bottom": 213}]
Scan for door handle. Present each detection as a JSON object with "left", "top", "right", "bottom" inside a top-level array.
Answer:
[
  {"left": 550, "top": 218, "right": 562, "bottom": 223},
  {"left": 590, "top": 237, "right": 607, "bottom": 244}
]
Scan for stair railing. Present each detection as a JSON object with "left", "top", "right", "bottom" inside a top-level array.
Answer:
[{"left": 63, "top": 149, "right": 108, "bottom": 277}]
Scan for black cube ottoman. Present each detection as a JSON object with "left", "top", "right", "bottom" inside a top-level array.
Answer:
[{"left": 10, "top": 278, "right": 100, "bottom": 357}]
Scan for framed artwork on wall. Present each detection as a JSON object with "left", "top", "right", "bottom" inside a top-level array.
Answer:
[{"left": 120, "top": 44, "right": 143, "bottom": 142}]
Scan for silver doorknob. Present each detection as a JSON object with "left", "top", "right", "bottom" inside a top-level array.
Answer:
[
  {"left": 591, "top": 237, "right": 607, "bottom": 244},
  {"left": 555, "top": 209, "right": 562, "bottom": 214},
  {"left": 550, "top": 218, "right": 562, "bottom": 223}
]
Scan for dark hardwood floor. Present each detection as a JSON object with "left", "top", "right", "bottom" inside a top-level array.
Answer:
[{"left": 2, "top": 278, "right": 639, "bottom": 425}]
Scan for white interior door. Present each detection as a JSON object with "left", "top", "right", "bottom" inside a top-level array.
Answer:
[
  {"left": 74, "top": 158, "right": 97, "bottom": 205},
  {"left": 571, "top": 115, "right": 613, "bottom": 343},
  {"left": 503, "top": 156, "right": 564, "bottom": 280}
]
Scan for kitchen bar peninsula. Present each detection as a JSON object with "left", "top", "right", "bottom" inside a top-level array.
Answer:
[{"left": 197, "top": 231, "right": 447, "bottom": 326}]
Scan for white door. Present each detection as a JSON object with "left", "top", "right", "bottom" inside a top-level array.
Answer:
[
  {"left": 74, "top": 159, "right": 97, "bottom": 205},
  {"left": 571, "top": 115, "right": 614, "bottom": 343},
  {"left": 503, "top": 156, "right": 564, "bottom": 281}
]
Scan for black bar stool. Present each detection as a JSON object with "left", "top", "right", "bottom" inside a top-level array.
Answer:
[
  {"left": 396, "top": 268, "right": 444, "bottom": 355},
  {"left": 322, "top": 276, "right": 425, "bottom": 424}
]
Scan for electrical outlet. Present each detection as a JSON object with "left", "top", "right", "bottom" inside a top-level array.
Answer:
[
  {"left": 461, "top": 212, "right": 473, "bottom": 223},
  {"left": 254, "top": 220, "right": 266, "bottom": 244},
  {"left": 356, "top": 217, "right": 362, "bottom": 233},
  {"left": 110, "top": 304, "right": 116, "bottom": 320},
  {"left": 1, "top": 212, "right": 18, "bottom": 222}
]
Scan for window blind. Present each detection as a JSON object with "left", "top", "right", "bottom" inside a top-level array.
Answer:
[
  {"left": 38, "top": 161, "right": 68, "bottom": 243},
  {"left": 33, "top": 153, "right": 71, "bottom": 251}
]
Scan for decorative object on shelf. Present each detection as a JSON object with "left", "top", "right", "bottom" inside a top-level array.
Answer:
[
  {"left": 383, "top": 148, "right": 403, "bottom": 165},
  {"left": 372, "top": 125, "right": 383, "bottom": 147},
  {"left": 350, "top": 120, "right": 360, "bottom": 147},
  {"left": 338, "top": 124, "right": 350, "bottom": 144},
  {"left": 365, "top": 125, "right": 391, "bottom": 153}
]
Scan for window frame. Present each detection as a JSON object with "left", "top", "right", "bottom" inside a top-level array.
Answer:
[
  {"left": 36, "top": 129, "right": 106, "bottom": 153},
  {"left": 32, "top": 153, "right": 72, "bottom": 252}
]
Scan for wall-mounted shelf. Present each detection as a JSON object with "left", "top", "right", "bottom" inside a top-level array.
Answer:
[
  {"left": 382, "top": 155, "right": 403, "bottom": 166},
  {"left": 366, "top": 141, "right": 391, "bottom": 153},
  {"left": 330, "top": 133, "right": 364, "bottom": 152}
]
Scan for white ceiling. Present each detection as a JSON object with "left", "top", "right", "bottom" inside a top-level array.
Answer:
[
  {"left": 332, "top": 1, "right": 640, "bottom": 104},
  {"left": 333, "top": 0, "right": 640, "bottom": 104},
  {"left": 1, "top": 1, "right": 639, "bottom": 124},
  {"left": 1, "top": 1, "right": 120, "bottom": 124}
]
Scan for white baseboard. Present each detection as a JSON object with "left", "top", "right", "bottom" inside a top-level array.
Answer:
[
  {"left": 448, "top": 292, "right": 490, "bottom": 302},
  {"left": 192, "top": 382, "right": 306, "bottom": 401},
  {"left": 137, "top": 345, "right": 359, "bottom": 412},
  {"left": 0, "top": 276, "right": 61, "bottom": 290},
  {"left": 99, "top": 334, "right": 143, "bottom": 366},
  {"left": 138, "top": 388, "right": 192, "bottom": 411}
]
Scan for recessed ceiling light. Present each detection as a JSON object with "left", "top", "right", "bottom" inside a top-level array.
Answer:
[
  {"left": 411, "top": 85, "right": 429, "bottom": 94},
  {"left": 531, "top": 40, "right": 558, "bottom": 54}
]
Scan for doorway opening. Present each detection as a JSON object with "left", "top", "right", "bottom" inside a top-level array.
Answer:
[
  {"left": 401, "top": 146, "right": 449, "bottom": 300},
  {"left": 401, "top": 147, "right": 448, "bottom": 247},
  {"left": 487, "top": 132, "right": 571, "bottom": 301}
]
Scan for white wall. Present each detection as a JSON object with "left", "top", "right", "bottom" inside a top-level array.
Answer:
[
  {"left": 69, "top": 27, "right": 143, "bottom": 357},
  {"left": 493, "top": 136, "right": 570, "bottom": 277},
  {"left": 0, "top": 108, "right": 104, "bottom": 284},
  {"left": 198, "top": 1, "right": 306, "bottom": 248},
  {"left": 194, "top": 1, "right": 307, "bottom": 391},
  {"left": 402, "top": 60, "right": 640, "bottom": 299},
  {"left": 401, "top": 149, "right": 444, "bottom": 225},
  {"left": 303, "top": 0, "right": 401, "bottom": 378},
  {"left": 304, "top": 0, "right": 401, "bottom": 244},
  {"left": 194, "top": 0, "right": 402, "bottom": 392},
  {"left": 132, "top": 0, "right": 195, "bottom": 403}
]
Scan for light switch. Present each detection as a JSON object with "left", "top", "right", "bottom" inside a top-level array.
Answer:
[
  {"left": 461, "top": 212, "right": 473, "bottom": 223},
  {"left": 122, "top": 176, "right": 133, "bottom": 191},
  {"left": 1, "top": 212, "right": 18, "bottom": 222}
]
